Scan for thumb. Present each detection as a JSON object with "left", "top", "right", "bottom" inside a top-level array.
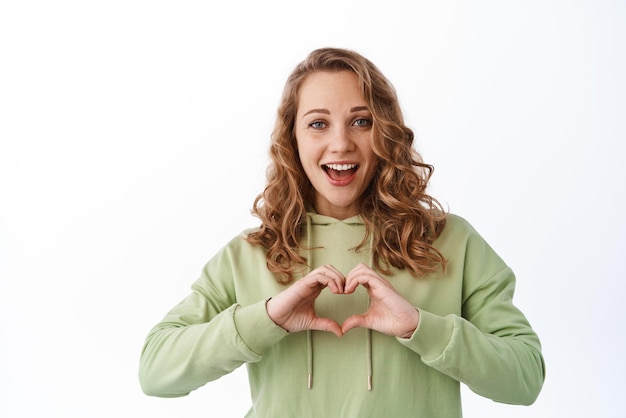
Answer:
[
  {"left": 341, "top": 314, "right": 368, "bottom": 334},
  {"left": 311, "top": 317, "right": 344, "bottom": 338}
]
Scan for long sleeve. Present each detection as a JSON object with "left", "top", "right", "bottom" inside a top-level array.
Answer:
[
  {"left": 397, "top": 219, "right": 545, "bottom": 405},
  {"left": 138, "top": 215, "right": 544, "bottom": 416},
  {"left": 138, "top": 240, "right": 288, "bottom": 397}
]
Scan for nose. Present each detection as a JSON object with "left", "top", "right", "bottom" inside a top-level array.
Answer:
[{"left": 328, "top": 126, "right": 354, "bottom": 153}]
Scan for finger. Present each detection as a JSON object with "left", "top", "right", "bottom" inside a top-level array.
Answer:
[
  {"left": 316, "top": 272, "right": 342, "bottom": 294},
  {"left": 311, "top": 317, "right": 344, "bottom": 337},
  {"left": 315, "top": 265, "right": 345, "bottom": 293},
  {"left": 345, "top": 268, "right": 391, "bottom": 294},
  {"left": 324, "top": 264, "right": 344, "bottom": 277},
  {"left": 344, "top": 271, "right": 377, "bottom": 294},
  {"left": 348, "top": 263, "right": 392, "bottom": 284},
  {"left": 347, "top": 262, "right": 379, "bottom": 279},
  {"left": 341, "top": 314, "right": 368, "bottom": 334}
]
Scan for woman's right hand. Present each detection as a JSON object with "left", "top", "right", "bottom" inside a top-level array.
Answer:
[{"left": 266, "top": 265, "right": 345, "bottom": 337}]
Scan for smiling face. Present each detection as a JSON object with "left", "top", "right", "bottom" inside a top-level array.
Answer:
[{"left": 295, "top": 71, "right": 378, "bottom": 220}]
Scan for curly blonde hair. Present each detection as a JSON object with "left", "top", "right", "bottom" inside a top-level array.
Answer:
[{"left": 246, "top": 47, "right": 447, "bottom": 283}]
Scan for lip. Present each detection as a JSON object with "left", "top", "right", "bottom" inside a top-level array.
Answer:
[{"left": 321, "top": 161, "right": 360, "bottom": 186}]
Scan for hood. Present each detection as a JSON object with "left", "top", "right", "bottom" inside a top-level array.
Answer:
[
  {"left": 307, "top": 211, "right": 365, "bottom": 227},
  {"left": 304, "top": 211, "right": 373, "bottom": 391}
]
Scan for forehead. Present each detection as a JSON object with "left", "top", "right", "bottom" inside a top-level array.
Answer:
[{"left": 296, "top": 71, "right": 365, "bottom": 113}]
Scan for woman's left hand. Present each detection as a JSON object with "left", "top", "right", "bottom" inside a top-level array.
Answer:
[{"left": 341, "top": 263, "right": 420, "bottom": 338}]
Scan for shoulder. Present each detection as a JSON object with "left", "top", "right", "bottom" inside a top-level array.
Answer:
[
  {"left": 437, "top": 213, "right": 506, "bottom": 264},
  {"left": 196, "top": 228, "right": 268, "bottom": 286},
  {"left": 201, "top": 227, "right": 267, "bottom": 269},
  {"left": 220, "top": 227, "right": 266, "bottom": 254},
  {"left": 438, "top": 213, "right": 479, "bottom": 242}
]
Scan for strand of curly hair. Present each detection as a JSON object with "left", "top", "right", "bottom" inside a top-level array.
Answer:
[{"left": 246, "top": 48, "right": 447, "bottom": 283}]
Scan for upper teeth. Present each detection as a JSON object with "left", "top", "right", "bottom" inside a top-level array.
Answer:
[{"left": 326, "top": 163, "right": 357, "bottom": 171}]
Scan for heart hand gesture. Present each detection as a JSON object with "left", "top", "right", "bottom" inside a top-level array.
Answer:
[
  {"left": 342, "top": 263, "right": 419, "bottom": 338},
  {"left": 266, "top": 263, "right": 419, "bottom": 338},
  {"left": 266, "top": 265, "right": 346, "bottom": 337}
]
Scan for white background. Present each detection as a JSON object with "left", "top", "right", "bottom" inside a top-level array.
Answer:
[{"left": 1, "top": 1, "right": 625, "bottom": 417}]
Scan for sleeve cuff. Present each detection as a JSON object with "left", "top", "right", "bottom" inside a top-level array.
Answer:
[
  {"left": 396, "top": 308, "right": 456, "bottom": 362},
  {"left": 233, "top": 299, "right": 289, "bottom": 355}
]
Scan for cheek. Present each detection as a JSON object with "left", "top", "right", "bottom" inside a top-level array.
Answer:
[
  {"left": 362, "top": 142, "right": 378, "bottom": 166},
  {"left": 296, "top": 139, "right": 319, "bottom": 164},
  {"left": 364, "top": 153, "right": 380, "bottom": 182},
  {"left": 295, "top": 141, "right": 306, "bottom": 163},
  {"left": 294, "top": 137, "right": 305, "bottom": 160}
]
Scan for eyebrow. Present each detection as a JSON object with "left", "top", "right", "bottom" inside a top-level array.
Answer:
[{"left": 302, "top": 106, "right": 370, "bottom": 117}]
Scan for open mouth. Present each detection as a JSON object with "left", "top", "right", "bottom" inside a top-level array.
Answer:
[{"left": 323, "top": 163, "right": 359, "bottom": 181}]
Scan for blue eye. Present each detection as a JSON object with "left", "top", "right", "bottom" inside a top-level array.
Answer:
[
  {"left": 310, "top": 121, "right": 326, "bottom": 129},
  {"left": 353, "top": 118, "right": 371, "bottom": 127}
]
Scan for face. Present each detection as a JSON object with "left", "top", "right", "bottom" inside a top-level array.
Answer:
[{"left": 295, "top": 71, "right": 378, "bottom": 220}]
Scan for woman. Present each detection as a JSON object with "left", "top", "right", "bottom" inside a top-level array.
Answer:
[{"left": 139, "top": 48, "right": 545, "bottom": 417}]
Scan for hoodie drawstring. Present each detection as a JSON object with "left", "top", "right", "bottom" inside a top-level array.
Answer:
[
  {"left": 366, "top": 329, "right": 372, "bottom": 390},
  {"left": 307, "top": 329, "right": 313, "bottom": 389},
  {"left": 305, "top": 214, "right": 374, "bottom": 391},
  {"left": 306, "top": 215, "right": 314, "bottom": 389},
  {"left": 366, "top": 232, "right": 374, "bottom": 391}
]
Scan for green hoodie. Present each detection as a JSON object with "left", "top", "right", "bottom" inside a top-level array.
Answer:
[{"left": 139, "top": 213, "right": 544, "bottom": 417}]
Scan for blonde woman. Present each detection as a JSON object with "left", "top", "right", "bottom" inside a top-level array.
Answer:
[{"left": 139, "top": 48, "right": 545, "bottom": 417}]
